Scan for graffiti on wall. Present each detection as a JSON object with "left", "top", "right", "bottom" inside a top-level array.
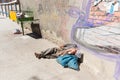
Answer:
[
  {"left": 90, "top": 0, "right": 120, "bottom": 25},
  {"left": 69, "top": 0, "right": 120, "bottom": 80},
  {"left": 69, "top": 0, "right": 120, "bottom": 54},
  {"left": 38, "top": 4, "right": 43, "bottom": 14},
  {"left": 55, "top": 0, "right": 69, "bottom": 15}
]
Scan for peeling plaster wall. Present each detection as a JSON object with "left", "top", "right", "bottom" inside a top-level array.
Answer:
[{"left": 19, "top": 0, "right": 82, "bottom": 44}]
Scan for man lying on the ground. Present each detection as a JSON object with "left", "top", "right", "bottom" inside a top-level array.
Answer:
[
  {"left": 34, "top": 43, "right": 78, "bottom": 59},
  {"left": 34, "top": 43, "right": 83, "bottom": 70}
]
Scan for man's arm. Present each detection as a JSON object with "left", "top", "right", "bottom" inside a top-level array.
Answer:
[
  {"left": 59, "top": 48, "right": 77, "bottom": 55},
  {"left": 59, "top": 43, "right": 77, "bottom": 49}
]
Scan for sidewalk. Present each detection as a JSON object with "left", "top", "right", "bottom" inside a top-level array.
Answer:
[{"left": 0, "top": 18, "right": 98, "bottom": 80}]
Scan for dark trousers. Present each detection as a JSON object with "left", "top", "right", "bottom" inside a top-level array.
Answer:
[{"left": 40, "top": 47, "right": 62, "bottom": 59}]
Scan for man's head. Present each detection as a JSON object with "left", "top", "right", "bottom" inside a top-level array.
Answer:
[{"left": 73, "top": 44, "right": 78, "bottom": 48}]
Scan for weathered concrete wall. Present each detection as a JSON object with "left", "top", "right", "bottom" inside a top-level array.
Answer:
[
  {"left": 80, "top": 48, "right": 116, "bottom": 80},
  {"left": 19, "top": 0, "right": 83, "bottom": 45}
]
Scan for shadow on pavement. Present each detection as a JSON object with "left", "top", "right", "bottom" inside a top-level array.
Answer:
[{"left": 29, "top": 76, "right": 42, "bottom": 80}]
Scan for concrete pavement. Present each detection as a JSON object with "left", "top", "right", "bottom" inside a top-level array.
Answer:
[{"left": 0, "top": 18, "right": 98, "bottom": 80}]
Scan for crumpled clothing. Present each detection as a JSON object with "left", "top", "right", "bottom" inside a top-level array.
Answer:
[{"left": 56, "top": 54, "right": 79, "bottom": 70}]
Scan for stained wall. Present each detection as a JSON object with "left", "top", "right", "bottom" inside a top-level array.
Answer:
[{"left": 19, "top": 0, "right": 84, "bottom": 44}]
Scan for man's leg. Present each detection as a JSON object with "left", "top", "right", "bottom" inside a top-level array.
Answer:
[
  {"left": 34, "top": 47, "right": 59, "bottom": 59},
  {"left": 34, "top": 52, "right": 43, "bottom": 59}
]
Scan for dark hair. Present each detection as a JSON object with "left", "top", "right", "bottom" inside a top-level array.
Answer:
[{"left": 74, "top": 44, "right": 78, "bottom": 48}]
